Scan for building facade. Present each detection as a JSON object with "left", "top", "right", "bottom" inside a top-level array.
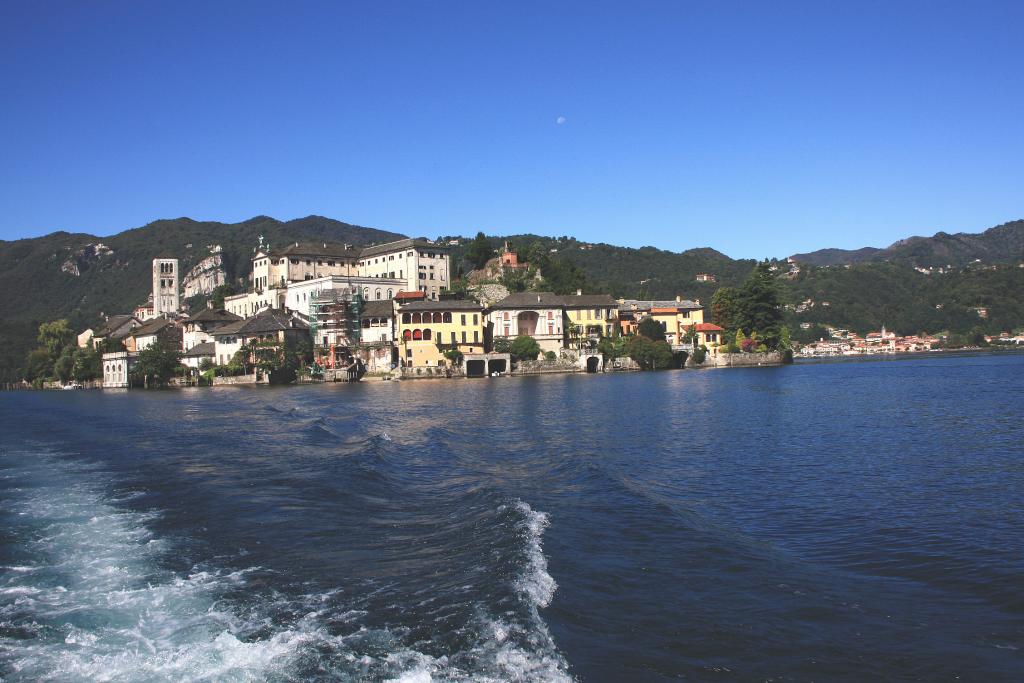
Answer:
[
  {"left": 357, "top": 239, "right": 450, "bottom": 300},
  {"left": 487, "top": 292, "right": 566, "bottom": 354},
  {"left": 396, "top": 300, "right": 484, "bottom": 368},
  {"left": 152, "top": 259, "right": 180, "bottom": 315}
]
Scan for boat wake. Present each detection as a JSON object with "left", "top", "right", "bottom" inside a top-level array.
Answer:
[{"left": 0, "top": 449, "right": 571, "bottom": 682}]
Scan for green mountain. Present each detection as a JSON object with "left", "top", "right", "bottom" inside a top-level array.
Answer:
[
  {"left": 0, "top": 215, "right": 403, "bottom": 382},
  {"left": 791, "top": 220, "right": 1024, "bottom": 267}
]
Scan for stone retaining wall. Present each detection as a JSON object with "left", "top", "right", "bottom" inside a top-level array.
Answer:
[{"left": 690, "top": 351, "right": 784, "bottom": 368}]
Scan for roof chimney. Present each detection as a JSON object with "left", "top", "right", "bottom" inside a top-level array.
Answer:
[
  {"left": 676, "top": 295, "right": 681, "bottom": 303},
  {"left": 576, "top": 289, "right": 582, "bottom": 296}
]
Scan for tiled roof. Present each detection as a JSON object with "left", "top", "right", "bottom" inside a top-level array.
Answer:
[
  {"left": 132, "top": 318, "right": 175, "bottom": 337},
  {"left": 361, "top": 300, "right": 394, "bottom": 317},
  {"left": 235, "top": 308, "right": 310, "bottom": 335},
  {"left": 183, "top": 342, "right": 215, "bottom": 357},
  {"left": 618, "top": 299, "right": 702, "bottom": 311},
  {"left": 694, "top": 323, "right": 723, "bottom": 331},
  {"left": 269, "top": 243, "right": 359, "bottom": 259},
  {"left": 491, "top": 292, "right": 619, "bottom": 309},
  {"left": 184, "top": 308, "right": 242, "bottom": 325},
  {"left": 394, "top": 290, "right": 426, "bottom": 300},
  {"left": 359, "top": 238, "right": 447, "bottom": 258},
  {"left": 94, "top": 315, "right": 139, "bottom": 338},
  {"left": 560, "top": 293, "right": 618, "bottom": 308}
]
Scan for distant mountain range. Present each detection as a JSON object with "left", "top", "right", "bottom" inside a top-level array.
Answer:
[
  {"left": 791, "top": 220, "right": 1024, "bottom": 267},
  {"left": 1, "top": 215, "right": 1021, "bottom": 382}
]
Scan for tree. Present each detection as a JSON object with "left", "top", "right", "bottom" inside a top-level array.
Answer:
[
  {"left": 72, "top": 347, "right": 102, "bottom": 381},
  {"left": 492, "top": 337, "right": 512, "bottom": 354},
  {"left": 24, "top": 348, "right": 52, "bottom": 383},
  {"left": 37, "top": 320, "right": 74, "bottom": 357},
  {"left": 209, "top": 283, "right": 239, "bottom": 310},
  {"left": 711, "top": 287, "right": 741, "bottom": 333},
  {"left": 735, "top": 261, "right": 785, "bottom": 348},
  {"left": 509, "top": 335, "right": 541, "bottom": 361},
  {"left": 444, "top": 348, "right": 464, "bottom": 365},
  {"left": 637, "top": 316, "right": 666, "bottom": 342},
  {"left": 133, "top": 339, "right": 183, "bottom": 387},
  {"left": 54, "top": 347, "right": 75, "bottom": 383},
  {"left": 466, "top": 232, "right": 496, "bottom": 270},
  {"left": 624, "top": 336, "right": 674, "bottom": 370}
]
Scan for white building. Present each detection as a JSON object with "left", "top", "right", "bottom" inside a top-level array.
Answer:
[
  {"left": 102, "top": 351, "right": 137, "bottom": 388},
  {"left": 357, "top": 239, "right": 450, "bottom": 300},
  {"left": 152, "top": 259, "right": 180, "bottom": 315},
  {"left": 285, "top": 275, "right": 405, "bottom": 319},
  {"left": 223, "top": 288, "right": 288, "bottom": 318}
]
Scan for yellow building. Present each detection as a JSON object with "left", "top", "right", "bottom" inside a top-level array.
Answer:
[
  {"left": 617, "top": 298, "right": 704, "bottom": 346},
  {"left": 562, "top": 292, "right": 619, "bottom": 349},
  {"left": 396, "top": 300, "right": 485, "bottom": 368}
]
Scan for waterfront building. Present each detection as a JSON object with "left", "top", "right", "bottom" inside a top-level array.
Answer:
[
  {"left": 181, "top": 308, "right": 242, "bottom": 351},
  {"left": 285, "top": 275, "right": 404, "bottom": 318},
  {"left": 152, "top": 258, "right": 180, "bottom": 316},
  {"left": 130, "top": 317, "right": 182, "bottom": 352},
  {"left": 358, "top": 238, "right": 450, "bottom": 301},
  {"left": 182, "top": 342, "right": 215, "bottom": 371},
  {"left": 211, "top": 308, "right": 310, "bottom": 367},
  {"left": 252, "top": 241, "right": 361, "bottom": 290},
  {"left": 692, "top": 322, "right": 724, "bottom": 347},
  {"left": 617, "top": 297, "right": 704, "bottom": 346},
  {"left": 77, "top": 328, "right": 94, "bottom": 348},
  {"left": 357, "top": 299, "right": 397, "bottom": 372},
  {"left": 90, "top": 314, "right": 141, "bottom": 350},
  {"left": 396, "top": 299, "right": 484, "bottom": 368},
  {"left": 561, "top": 292, "right": 619, "bottom": 349},
  {"left": 101, "top": 350, "right": 137, "bottom": 388},
  {"left": 487, "top": 292, "right": 566, "bottom": 354}
]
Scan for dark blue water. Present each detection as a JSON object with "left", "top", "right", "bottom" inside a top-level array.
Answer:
[{"left": 2, "top": 353, "right": 1022, "bottom": 681}]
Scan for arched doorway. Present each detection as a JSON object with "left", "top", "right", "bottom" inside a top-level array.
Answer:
[
  {"left": 586, "top": 356, "right": 600, "bottom": 373},
  {"left": 517, "top": 311, "right": 539, "bottom": 336}
]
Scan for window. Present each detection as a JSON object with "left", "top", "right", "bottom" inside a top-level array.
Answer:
[
  {"left": 387, "top": 289, "right": 393, "bottom": 298},
  {"left": 547, "top": 311, "right": 553, "bottom": 319},
  {"left": 503, "top": 312, "right": 510, "bottom": 321},
  {"left": 474, "top": 331, "right": 479, "bottom": 343},
  {"left": 328, "top": 261, "right": 335, "bottom": 266},
  {"left": 473, "top": 314, "right": 478, "bottom": 325},
  {"left": 432, "top": 312, "right": 443, "bottom": 323},
  {"left": 429, "top": 273, "right": 434, "bottom": 280},
  {"left": 422, "top": 329, "right": 432, "bottom": 341},
  {"left": 443, "top": 312, "right": 452, "bottom": 323},
  {"left": 548, "top": 324, "right": 554, "bottom": 335},
  {"left": 461, "top": 331, "right": 466, "bottom": 343},
  {"left": 412, "top": 312, "right": 422, "bottom": 324},
  {"left": 419, "top": 272, "right": 426, "bottom": 280},
  {"left": 451, "top": 332, "right": 456, "bottom": 344},
  {"left": 461, "top": 314, "right": 466, "bottom": 325},
  {"left": 403, "top": 329, "right": 412, "bottom": 340},
  {"left": 375, "top": 289, "right": 382, "bottom": 300}
]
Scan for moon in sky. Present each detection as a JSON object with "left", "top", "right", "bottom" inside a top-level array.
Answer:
[{"left": 556, "top": 116, "right": 566, "bottom": 125}]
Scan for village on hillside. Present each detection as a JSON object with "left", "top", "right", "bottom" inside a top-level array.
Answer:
[{"left": 45, "top": 237, "right": 762, "bottom": 388}]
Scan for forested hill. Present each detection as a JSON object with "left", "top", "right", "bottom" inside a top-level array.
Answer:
[
  {"left": 0, "top": 215, "right": 404, "bottom": 382},
  {"left": 791, "top": 219, "right": 1024, "bottom": 267}
]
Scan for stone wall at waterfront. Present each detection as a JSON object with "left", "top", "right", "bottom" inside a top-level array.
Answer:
[{"left": 690, "top": 351, "right": 784, "bottom": 368}]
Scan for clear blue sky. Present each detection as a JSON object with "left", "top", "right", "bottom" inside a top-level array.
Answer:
[{"left": 1, "top": 1, "right": 1021, "bottom": 258}]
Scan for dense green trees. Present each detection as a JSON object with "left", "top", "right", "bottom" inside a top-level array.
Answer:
[
  {"left": 509, "top": 335, "right": 541, "bottom": 361},
  {"left": 709, "top": 261, "right": 787, "bottom": 350},
  {"left": 624, "top": 336, "right": 674, "bottom": 370},
  {"left": 637, "top": 317, "right": 666, "bottom": 342},
  {"left": 466, "top": 232, "right": 496, "bottom": 270},
  {"left": 21, "top": 319, "right": 102, "bottom": 385},
  {"left": 133, "top": 339, "right": 183, "bottom": 387}
]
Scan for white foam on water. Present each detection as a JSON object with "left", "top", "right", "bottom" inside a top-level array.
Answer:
[
  {"left": 0, "top": 454, "right": 310, "bottom": 682},
  {"left": 1, "top": 453, "right": 573, "bottom": 682}
]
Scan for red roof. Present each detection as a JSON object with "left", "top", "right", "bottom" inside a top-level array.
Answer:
[
  {"left": 694, "top": 323, "right": 723, "bottom": 331},
  {"left": 394, "top": 291, "right": 426, "bottom": 301}
]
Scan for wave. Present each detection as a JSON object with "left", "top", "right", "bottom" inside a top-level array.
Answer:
[{"left": 0, "top": 452, "right": 572, "bottom": 682}]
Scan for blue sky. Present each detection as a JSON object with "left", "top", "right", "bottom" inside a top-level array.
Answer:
[{"left": 1, "top": 1, "right": 1021, "bottom": 258}]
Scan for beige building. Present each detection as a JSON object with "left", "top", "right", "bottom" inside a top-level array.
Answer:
[
  {"left": 487, "top": 292, "right": 566, "bottom": 354},
  {"left": 396, "top": 299, "right": 484, "bottom": 368},
  {"left": 358, "top": 239, "right": 450, "bottom": 300}
]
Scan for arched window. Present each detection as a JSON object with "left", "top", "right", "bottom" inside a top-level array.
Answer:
[
  {"left": 442, "top": 312, "right": 452, "bottom": 323},
  {"left": 362, "top": 318, "right": 370, "bottom": 328},
  {"left": 403, "top": 329, "right": 412, "bottom": 340},
  {"left": 375, "top": 288, "right": 382, "bottom": 300},
  {"left": 402, "top": 312, "right": 411, "bottom": 324},
  {"left": 432, "top": 312, "right": 443, "bottom": 323},
  {"left": 387, "top": 289, "right": 393, "bottom": 299},
  {"left": 413, "top": 329, "right": 423, "bottom": 341},
  {"left": 412, "top": 312, "right": 422, "bottom": 324},
  {"left": 363, "top": 287, "right": 369, "bottom": 299},
  {"left": 422, "top": 329, "right": 432, "bottom": 341}
]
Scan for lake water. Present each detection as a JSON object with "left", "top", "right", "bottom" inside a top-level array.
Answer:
[{"left": 2, "top": 352, "right": 1022, "bottom": 681}]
